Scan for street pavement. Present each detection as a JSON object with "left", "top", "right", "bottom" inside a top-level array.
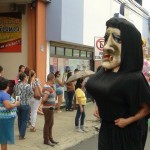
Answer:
[
  {"left": 8, "top": 102, "right": 99, "bottom": 150},
  {"left": 66, "top": 124, "right": 150, "bottom": 150},
  {"left": 65, "top": 134, "right": 98, "bottom": 150},
  {"left": 66, "top": 131, "right": 150, "bottom": 150},
  {"left": 7, "top": 101, "right": 150, "bottom": 150},
  {"left": 145, "top": 128, "right": 150, "bottom": 150}
]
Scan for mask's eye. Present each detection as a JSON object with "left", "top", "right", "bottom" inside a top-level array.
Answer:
[
  {"left": 112, "top": 33, "right": 121, "bottom": 44},
  {"left": 104, "top": 34, "right": 109, "bottom": 43}
]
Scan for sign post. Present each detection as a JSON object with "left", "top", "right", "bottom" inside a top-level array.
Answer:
[{"left": 94, "top": 37, "right": 104, "bottom": 60}]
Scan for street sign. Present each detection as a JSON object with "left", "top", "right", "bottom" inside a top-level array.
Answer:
[{"left": 94, "top": 37, "right": 104, "bottom": 60}]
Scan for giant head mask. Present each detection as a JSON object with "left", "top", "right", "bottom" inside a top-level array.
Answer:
[
  {"left": 101, "top": 17, "right": 143, "bottom": 73},
  {"left": 102, "top": 27, "right": 121, "bottom": 71}
]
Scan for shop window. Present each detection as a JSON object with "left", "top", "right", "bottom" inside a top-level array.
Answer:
[
  {"left": 50, "top": 46, "right": 55, "bottom": 55},
  {"left": 80, "top": 51, "right": 86, "bottom": 57},
  {"left": 73, "top": 49, "right": 80, "bottom": 57},
  {"left": 65, "top": 48, "right": 73, "bottom": 57},
  {"left": 56, "top": 47, "right": 64, "bottom": 56},
  {"left": 87, "top": 52, "right": 92, "bottom": 58}
]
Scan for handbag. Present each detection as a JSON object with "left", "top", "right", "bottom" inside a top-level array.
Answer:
[{"left": 34, "top": 84, "right": 42, "bottom": 99}]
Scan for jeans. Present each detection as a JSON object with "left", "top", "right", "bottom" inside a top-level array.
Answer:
[
  {"left": 75, "top": 105, "right": 85, "bottom": 127},
  {"left": 42, "top": 108, "right": 54, "bottom": 142},
  {"left": 29, "top": 98, "right": 40, "bottom": 127},
  {"left": 17, "top": 105, "right": 30, "bottom": 137},
  {"left": 66, "top": 91, "right": 75, "bottom": 110},
  {"left": 64, "top": 91, "right": 69, "bottom": 108}
]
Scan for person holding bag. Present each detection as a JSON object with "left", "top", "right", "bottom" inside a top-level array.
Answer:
[
  {"left": 13, "top": 73, "right": 33, "bottom": 139},
  {"left": 28, "top": 70, "right": 42, "bottom": 132}
]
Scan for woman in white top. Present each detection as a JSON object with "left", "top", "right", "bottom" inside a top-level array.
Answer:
[{"left": 28, "top": 70, "right": 42, "bottom": 132}]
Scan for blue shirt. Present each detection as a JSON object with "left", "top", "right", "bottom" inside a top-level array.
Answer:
[{"left": 0, "top": 90, "right": 16, "bottom": 119}]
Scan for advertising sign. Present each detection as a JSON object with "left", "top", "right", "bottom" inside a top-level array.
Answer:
[{"left": 0, "top": 12, "right": 22, "bottom": 52}]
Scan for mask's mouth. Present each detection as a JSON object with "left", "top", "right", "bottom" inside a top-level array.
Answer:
[{"left": 103, "top": 54, "right": 113, "bottom": 62}]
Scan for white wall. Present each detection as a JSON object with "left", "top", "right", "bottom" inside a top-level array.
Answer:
[
  {"left": 83, "top": 0, "right": 110, "bottom": 46},
  {"left": 0, "top": 4, "right": 27, "bottom": 80},
  {"left": 125, "top": 4, "right": 149, "bottom": 41},
  {"left": 46, "top": 0, "right": 62, "bottom": 41},
  {"left": 83, "top": 0, "right": 122, "bottom": 46},
  {"left": 46, "top": 0, "right": 149, "bottom": 47},
  {"left": 46, "top": 0, "right": 84, "bottom": 44},
  {"left": 61, "top": 0, "right": 84, "bottom": 44}
]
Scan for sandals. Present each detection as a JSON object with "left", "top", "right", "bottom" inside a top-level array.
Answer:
[{"left": 30, "top": 126, "right": 36, "bottom": 132}]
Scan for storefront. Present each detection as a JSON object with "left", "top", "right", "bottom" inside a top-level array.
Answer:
[
  {"left": 0, "top": 0, "right": 47, "bottom": 86},
  {"left": 49, "top": 42, "right": 93, "bottom": 75}
]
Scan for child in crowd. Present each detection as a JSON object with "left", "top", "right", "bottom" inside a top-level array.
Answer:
[
  {"left": 75, "top": 78, "right": 87, "bottom": 132},
  {"left": 15, "top": 65, "right": 25, "bottom": 84}
]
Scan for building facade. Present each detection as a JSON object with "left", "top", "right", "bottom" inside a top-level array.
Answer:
[
  {"left": 0, "top": 0, "right": 149, "bottom": 85},
  {"left": 0, "top": 0, "right": 47, "bottom": 85},
  {"left": 46, "top": 0, "right": 150, "bottom": 72}
]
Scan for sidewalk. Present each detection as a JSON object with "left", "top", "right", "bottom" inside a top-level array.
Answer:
[{"left": 8, "top": 102, "right": 99, "bottom": 150}]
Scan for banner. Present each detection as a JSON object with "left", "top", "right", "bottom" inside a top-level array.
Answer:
[
  {"left": 94, "top": 37, "right": 104, "bottom": 60},
  {"left": 0, "top": 12, "right": 22, "bottom": 52}
]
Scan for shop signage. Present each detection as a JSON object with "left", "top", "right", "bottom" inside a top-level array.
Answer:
[
  {"left": 94, "top": 37, "right": 104, "bottom": 60},
  {"left": 0, "top": 12, "right": 22, "bottom": 52}
]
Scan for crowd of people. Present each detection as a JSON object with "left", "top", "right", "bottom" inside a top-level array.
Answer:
[
  {"left": 0, "top": 64, "right": 90, "bottom": 150},
  {"left": 1, "top": 16, "right": 150, "bottom": 150}
]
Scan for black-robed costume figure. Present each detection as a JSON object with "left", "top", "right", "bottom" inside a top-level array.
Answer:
[{"left": 86, "top": 17, "right": 150, "bottom": 150}]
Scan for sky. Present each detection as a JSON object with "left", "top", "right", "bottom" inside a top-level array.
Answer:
[{"left": 143, "top": 0, "right": 150, "bottom": 13}]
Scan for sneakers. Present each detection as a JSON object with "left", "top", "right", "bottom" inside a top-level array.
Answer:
[
  {"left": 30, "top": 126, "right": 36, "bottom": 132},
  {"left": 75, "top": 127, "right": 84, "bottom": 133},
  {"left": 19, "top": 136, "right": 26, "bottom": 140},
  {"left": 77, "top": 128, "right": 85, "bottom": 133},
  {"left": 75, "top": 126, "right": 88, "bottom": 133},
  {"left": 81, "top": 128, "right": 88, "bottom": 132}
]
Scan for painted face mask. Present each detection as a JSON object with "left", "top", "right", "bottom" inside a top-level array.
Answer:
[{"left": 102, "top": 27, "right": 121, "bottom": 71}]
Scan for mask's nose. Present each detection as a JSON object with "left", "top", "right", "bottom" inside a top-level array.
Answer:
[{"left": 104, "top": 35, "right": 112, "bottom": 51}]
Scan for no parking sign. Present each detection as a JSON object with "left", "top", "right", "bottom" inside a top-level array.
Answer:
[{"left": 94, "top": 37, "right": 104, "bottom": 60}]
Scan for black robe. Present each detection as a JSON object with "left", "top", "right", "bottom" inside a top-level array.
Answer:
[{"left": 86, "top": 68, "right": 150, "bottom": 150}]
